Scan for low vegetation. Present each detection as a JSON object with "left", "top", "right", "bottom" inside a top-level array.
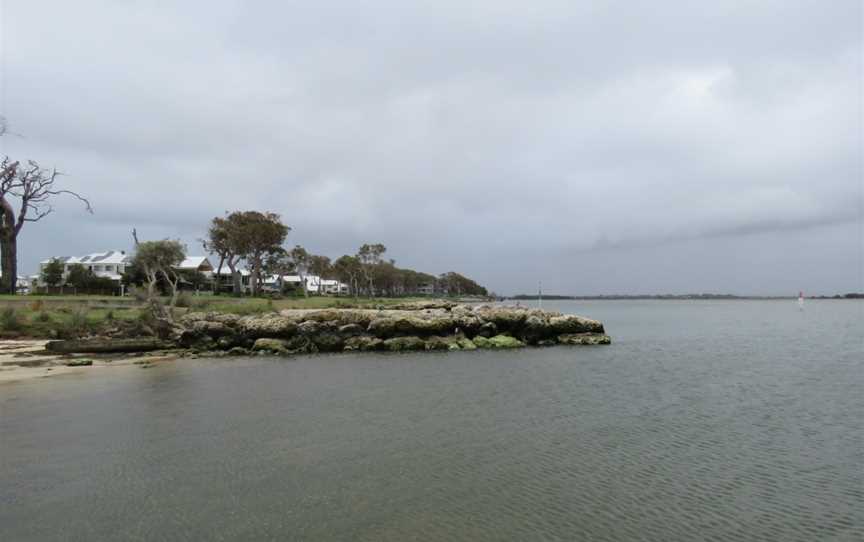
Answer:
[{"left": 0, "top": 295, "right": 443, "bottom": 339}]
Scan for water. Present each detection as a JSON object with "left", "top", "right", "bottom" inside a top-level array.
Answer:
[{"left": 1, "top": 300, "right": 862, "bottom": 541}]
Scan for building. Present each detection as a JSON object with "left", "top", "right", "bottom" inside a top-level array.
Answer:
[
  {"left": 177, "top": 256, "right": 214, "bottom": 275},
  {"left": 263, "top": 274, "right": 350, "bottom": 295},
  {"left": 36, "top": 251, "right": 215, "bottom": 292},
  {"left": 321, "top": 279, "right": 350, "bottom": 295},
  {"left": 213, "top": 269, "right": 253, "bottom": 294},
  {"left": 0, "top": 271, "right": 33, "bottom": 294},
  {"left": 38, "top": 250, "right": 131, "bottom": 284}
]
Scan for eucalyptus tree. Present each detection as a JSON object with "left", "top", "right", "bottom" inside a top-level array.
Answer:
[
  {"left": 205, "top": 211, "right": 290, "bottom": 296},
  {"left": 0, "top": 158, "right": 91, "bottom": 294},
  {"left": 356, "top": 243, "right": 386, "bottom": 296},
  {"left": 40, "top": 258, "right": 64, "bottom": 288},
  {"left": 333, "top": 255, "right": 361, "bottom": 298},
  {"left": 289, "top": 245, "right": 311, "bottom": 297},
  {"left": 131, "top": 237, "right": 186, "bottom": 307}
]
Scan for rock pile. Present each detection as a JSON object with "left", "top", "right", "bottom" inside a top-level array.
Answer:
[{"left": 175, "top": 304, "right": 610, "bottom": 355}]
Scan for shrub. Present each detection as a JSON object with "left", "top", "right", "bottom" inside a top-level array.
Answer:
[
  {"left": 0, "top": 307, "right": 22, "bottom": 331},
  {"left": 191, "top": 297, "right": 211, "bottom": 310},
  {"left": 29, "top": 299, "right": 44, "bottom": 312},
  {"left": 175, "top": 292, "right": 193, "bottom": 308},
  {"left": 35, "top": 310, "right": 52, "bottom": 323},
  {"left": 68, "top": 308, "right": 89, "bottom": 333},
  {"left": 105, "top": 310, "right": 115, "bottom": 322}
]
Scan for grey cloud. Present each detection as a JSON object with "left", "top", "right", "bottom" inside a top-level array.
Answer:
[{"left": 2, "top": 0, "right": 861, "bottom": 295}]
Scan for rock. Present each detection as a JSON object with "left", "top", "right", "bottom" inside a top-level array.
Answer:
[
  {"left": 338, "top": 323, "right": 365, "bottom": 337},
  {"left": 549, "top": 315, "right": 604, "bottom": 334},
  {"left": 537, "top": 339, "right": 557, "bottom": 347},
  {"left": 367, "top": 316, "right": 455, "bottom": 338},
  {"left": 475, "top": 307, "right": 528, "bottom": 331},
  {"left": 367, "top": 318, "right": 397, "bottom": 337},
  {"left": 46, "top": 338, "right": 170, "bottom": 354},
  {"left": 424, "top": 336, "right": 453, "bottom": 351},
  {"left": 312, "top": 332, "right": 345, "bottom": 352},
  {"left": 190, "top": 320, "right": 233, "bottom": 337},
  {"left": 251, "top": 338, "right": 289, "bottom": 354},
  {"left": 284, "top": 336, "right": 318, "bottom": 354},
  {"left": 344, "top": 336, "right": 385, "bottom": 352},
  {"left": 457, "top": 337, "right": 477, "bottom": 350},
  {"left": 238, "top": 316, "right": 297, "bottom": 338},
  {"left": 296, "top": 320, "right": 321, "bottom": 336},
  {"left": 476, "top": 322, "right": 498, "bottom": 338},
  {"left": 383, "top": 336, "right": 426, "bottom": 352},
  {"left": 557, "top": 333, "right": 611, "bottom": 345},
  {"left": 473, "top": 334, "right": 526, "bottom": 349},
  {"left": 227, "top": 347, "right": 250, "bottom": 356},
  {"left": 520, "top": 314, "right": 550, "bottom": 344},
  {"left": 64, "top": 359, "right": 93, "bottom": 367}
]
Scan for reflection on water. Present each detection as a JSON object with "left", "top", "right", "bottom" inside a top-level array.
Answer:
[{"left": 1, "top": 300, "right": 862, "bottom": 541}]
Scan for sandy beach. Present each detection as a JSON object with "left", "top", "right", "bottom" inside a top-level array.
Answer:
[{"left": 0, "top": 340, "right": 179, "bottom": 384}]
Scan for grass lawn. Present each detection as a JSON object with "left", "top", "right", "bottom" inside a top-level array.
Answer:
[{"left": 0, "top": 295, "right": 440, "bottom": 338}]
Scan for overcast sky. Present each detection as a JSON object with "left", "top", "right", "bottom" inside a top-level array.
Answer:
[{"left": 1, "top": 1, "right": 861, "bottom": 295}]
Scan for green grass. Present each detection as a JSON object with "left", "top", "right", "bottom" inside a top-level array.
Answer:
[{"left": 0, "top": 294, "right": 442, "bottom": 338}]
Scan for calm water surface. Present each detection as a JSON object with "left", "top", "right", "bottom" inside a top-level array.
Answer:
[{"left": 1, "top": 300, "right": 862, "bottom": 541}]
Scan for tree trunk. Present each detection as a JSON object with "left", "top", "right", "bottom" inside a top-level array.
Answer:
[
  {"left": 214, "top": 255, "right": 225, "bottom": 294},
  {"left": 250, "top": 254, "right": 260, "bottom": 297},
  {"left": 0, "top": 229, "right": 18, "bottom": 295}
]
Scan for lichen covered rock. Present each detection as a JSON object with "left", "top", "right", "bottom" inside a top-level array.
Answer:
[
  {"left": 557, "top": 333, "right": 611, "bottom": 345},
  {"left": 344, "top": 336, "right": 385, "bottom": 352},
  {"left": 549, "top": 315, "right": 604, "bottom": 334},
  {"left": 174, "top": 303, "right": 608, "bottom": 358},
  {"left": 238, "top": 316, "right": 297, "bottom": 338},
  {"left": 473, "top": 334, "right": 526, "bottom": 349},
  {"left": 383, "top": 336, "right": 426, "bottom": 351},
  {"left": 252, "top": 338, "right": 289, "bottom": 354}
]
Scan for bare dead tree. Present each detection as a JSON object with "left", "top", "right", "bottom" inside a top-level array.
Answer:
[{"left": 0, "top": 159, "right": 92, "bottom": 294}]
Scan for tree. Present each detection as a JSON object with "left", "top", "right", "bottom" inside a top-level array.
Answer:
[
  {"left": 357, "top": 243, "right": 386, "bottom": 296},
  {"left": 234, "top": 212, "right": 289, "bottom": 295},
  {"left": 263, "top": 248, "right": 295, "bottom": 293},
  {"left": 438, "top": 271, "right": 487, "bottom": 297},
  {"left": 308, "top": 254, "right": 332, "bottom": 294},
  {"left": 65, "top": 263, "right": 91, "bottom": 291},
  {"left": 40, "top": 258, "right": 64, "bottom": 288},
  {"left": 203, "top": 214, "right": 241, "bottom": 295},
  {"left": 333, "top": 255, "right": 361, "bottom": 298},
  {"left": 131, "top": 237, "right": 186, "bottom": 307},
  {"left": 0, "top": 158, "right": 91, "bottom": 294},
  {"left": 204, "top": 211, "right": 289, "bottom": 296},
  {"left": 290, "top": 245, "right": 311, "bottom": 297}
]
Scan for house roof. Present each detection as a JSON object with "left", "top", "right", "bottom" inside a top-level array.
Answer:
[
  {"left": 41, "top": 250, "right": 131, "bottom": 266},
  {"left": 177, "top": 256, "right": 212, "bottom": 270}
]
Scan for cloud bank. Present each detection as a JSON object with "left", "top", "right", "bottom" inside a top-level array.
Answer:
[{"left": 1, "top": 0, "right": 861, "bottom": 295}]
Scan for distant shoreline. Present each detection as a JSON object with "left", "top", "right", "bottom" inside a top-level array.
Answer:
[{"left": 509, "top": 294, "right": 864, "bottom": 301}]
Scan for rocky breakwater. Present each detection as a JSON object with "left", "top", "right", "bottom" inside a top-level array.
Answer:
[{"left": 175, "top": 303, "right": 611, "bottom": 356}]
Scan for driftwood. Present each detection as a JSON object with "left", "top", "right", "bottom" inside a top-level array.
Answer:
[{"left": 45, "top": 338, "right": 171, "bottom": 354}]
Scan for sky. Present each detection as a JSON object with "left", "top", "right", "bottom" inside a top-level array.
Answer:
[{"left": 0, "top": 0, "right": 861, "bottom": 296}]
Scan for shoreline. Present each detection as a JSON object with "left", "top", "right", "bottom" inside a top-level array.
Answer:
[
  {"left": 0, "top": 340, "right": 183, "bottom": 384},
  {"left": 1, "top": 302, "right": 611, "bottom": 384}
]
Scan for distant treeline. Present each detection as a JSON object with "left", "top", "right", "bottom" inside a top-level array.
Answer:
[
  {"left": 510, "top": 294, "right": 575, "bottom": 300},
  {"left": 511, "top": 293, "right": 864, "bottom": 300}
]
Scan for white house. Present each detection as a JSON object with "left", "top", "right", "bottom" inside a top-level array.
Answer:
[
  {"left": 321, "top": 279, "right": 350, "bottom": 295},
  {"left": 177, "top": 256, "right": 214, "bottom": 275},
  {"left": 37, "top": 251, "right": 215, "bottom": 289},
  {"left": 263, "top": 274, "right": 349, "bottom": 295},
  {"left": 0, "top": 271, "right": 33, "bottom": 293},
  {"left": 39, "top": 250, "right": 132, "bottom": 284}
]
